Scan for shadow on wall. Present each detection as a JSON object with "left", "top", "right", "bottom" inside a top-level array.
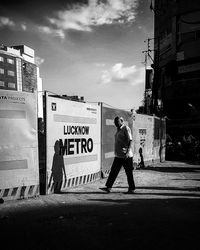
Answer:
[{"left": 48, "top": 140, "right": 67, "bottom": 193}]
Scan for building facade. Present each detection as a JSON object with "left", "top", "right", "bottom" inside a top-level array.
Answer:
[
  {"left": 152, "top": 0, "right": 200, "bottom": 138},
  {"left": 0, "top": 44, "right": 43, "bottom": 117}
]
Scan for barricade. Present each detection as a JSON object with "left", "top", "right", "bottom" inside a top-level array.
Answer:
[
  {"left": 0, "top": 90, "right": 39, "bottom": 201},
  {"left": 45, "top": 93, "right": 101, "bottom": 194},
  {"left": 101, "top": 105, "right": 133, "bottom": 176},
  {"left": 101, "top": 105, "right": 165, "bottom": 173},
  {"left": 153, "top": 116, "right": 166, "bottom": 163},
  {"left": 131, "top": 114, "right": 154, "bottom": 167}
]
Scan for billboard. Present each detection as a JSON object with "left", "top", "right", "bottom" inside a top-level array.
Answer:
[
  {"left": 46, "top": 94, "right": 101, "bottom": 193},
  {"left": 0, "top": 90, "right": 39, "bottom": 200}
]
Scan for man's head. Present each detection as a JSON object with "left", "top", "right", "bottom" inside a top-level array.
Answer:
[{"left": 114, "top": 116, "right": 124, "bottom": 128}]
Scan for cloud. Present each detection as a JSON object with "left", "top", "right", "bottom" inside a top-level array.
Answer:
[
  {"left": 47, "top": 0, "right": 138, "bottom": 32},
  {"left": 38, "top": 25, "right": 65, "bottom": 39},
  {"left": 21, "top": 23, "right": 27, "bottom": 31},
  {"left": 0, "top": 16, "right": 28, "bottom": 32},
  {"left": 95, "top": 63, "right": 106, "bottom": 67},
  {"left": 0, "top": 16, "right": 15, "bottom": 28},
  {"left": 48, "top": 5, "right": 92, "bottom": 32},
  {"left": 35, "top": 56, "right": 45, "bottom": 66},
  {"left": 99, "top": 63, "right": 144, "bottom": 86}
]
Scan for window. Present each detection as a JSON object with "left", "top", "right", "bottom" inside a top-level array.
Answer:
[
  {"left": 7, "top": 58, "right": 14, "bottom": 64},
  {"left": 0, "top": 68, "right": 4, "bottom": 74},
  {"left": 0, "top": 56, "right": 4, "bottom": 62},
  {"left": 7, "top": 70, "right": 15, "bottom": 76},
  {"left": 8, "top": 82, "right": 16, "bottom": 89},
  {"left": 0, "top": 81, "right": 5, "bottom": 87}
]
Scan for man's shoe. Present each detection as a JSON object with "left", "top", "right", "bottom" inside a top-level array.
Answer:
[
  {"left": 124, "top": 189, "right": 135, "bottom": 194},
  {"left": 99, "top": 187, "right": 111, "bottom": 193}
]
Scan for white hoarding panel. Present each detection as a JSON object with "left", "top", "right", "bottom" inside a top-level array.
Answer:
[
  {"left": 131, "top": 114, "right": 154, "bottom": 165},
  {"left": 0, "top": 90, "right": 39, "bottom": 200},
  {"left": 153, "top": 117, "right": 166, "bottom": 163},
  {"left": 46, "top": 95, "right": 101, "bottom": 193}
]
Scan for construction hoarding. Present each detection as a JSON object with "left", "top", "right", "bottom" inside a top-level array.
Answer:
[
  {"left": 46, "top": 94, "right": 101, "bottom": 194},
  {"left": 0, "top": 90, "right": 39, "bottom": 200},
  {"left": 153, "top": 117, "right": 166, "bottom": 163},
  {"left": 101, "top": 106, "right": 165, "bottom": 173},
  {"left": 131, "top": 114, "right": 154, "bottom": 166}
]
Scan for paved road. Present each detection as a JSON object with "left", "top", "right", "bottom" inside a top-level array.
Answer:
[{"left": 1, "top": 161, "right": 200, "bottom": 250}]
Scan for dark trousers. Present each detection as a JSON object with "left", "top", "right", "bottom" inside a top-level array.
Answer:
[{"left": 106, "top": 157, "right": 135, "bottom": 190}]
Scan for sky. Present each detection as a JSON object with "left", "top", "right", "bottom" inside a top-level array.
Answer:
[{"left": 0, "top": 0, "right": 154, "bottom": 110}]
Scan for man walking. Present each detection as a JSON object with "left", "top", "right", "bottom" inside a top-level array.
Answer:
[{"left": 100, "top": 116, "right": 135, "bottom": 194}]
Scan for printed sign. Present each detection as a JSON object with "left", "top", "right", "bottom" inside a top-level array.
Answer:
[
  {"left": 46, "top": 94, "right": 101, "bottom": 192},
  {"left": 131, "top": 114, "right": 154, "bottom": 164},
  {"left": 0, "top": 90, "right": 39, "bottom": 194}
]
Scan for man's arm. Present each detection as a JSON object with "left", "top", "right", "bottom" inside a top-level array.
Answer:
[
  {"left": 125, "top": 139, "right": 132, "bottom": 158},
  {"left": 125, "top": 126, "right": 133, "bottom": 158}
]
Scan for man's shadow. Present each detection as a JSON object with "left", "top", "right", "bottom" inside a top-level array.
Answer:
[{"left": 48, "top": 140, "right": 67, "bottom": 193}]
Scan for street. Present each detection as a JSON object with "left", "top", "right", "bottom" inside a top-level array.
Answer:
[{"left": 1, "top": 161, "right": 200, "bottom": 250}]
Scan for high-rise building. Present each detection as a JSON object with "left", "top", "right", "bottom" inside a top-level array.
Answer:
[
  {"left": 0, "top": 44, "right": 43, "bottom": 117},
  {"left": 144, "top": 68, "right": 153, "bottom": 115},
  {"left": 152, "top": 0, "right": 200, "bottom": 137}
]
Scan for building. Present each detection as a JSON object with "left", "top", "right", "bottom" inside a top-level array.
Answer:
[
  {"left": 152, "top": 0, "right": 200, "bottom": 139},
  {"left": 0, "top": 44, "right": 43, "bottom": 117},
  {"left": 144, "top": 68, "right": 153, "bottom": 115}
]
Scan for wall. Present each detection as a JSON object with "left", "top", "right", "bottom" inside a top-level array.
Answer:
[
  {"left": 101, "top": 106, "right": 164, "bottom": 173},
  {"left": 101, "top": 105, "right": 132, "bottom": 176},
  {"left": 46, "top": 94, "right": 101, "bottom": 194},
  {"left": 131, "top": 114, "right": 154, "bottom": 166},
  {"left": 0, "top": 90, "right": 39, "bottom": 200}
]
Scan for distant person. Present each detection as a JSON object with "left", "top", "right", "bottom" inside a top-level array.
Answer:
[
  {"left": 182, "top": 131, "right": 196, "bottom": 160},
  {"left": 183, "top": 131, "right": 195, "bottom": 145},
  {"left": 100, "top": 116, "right": 135, "bottom": 194},
  {"left": 139, "top": 144, "right": 145, "bottom": 168}
]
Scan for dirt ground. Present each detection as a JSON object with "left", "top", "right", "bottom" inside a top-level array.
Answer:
[{"left": 1, "top": 161, "right": 200, "bottom": 250}]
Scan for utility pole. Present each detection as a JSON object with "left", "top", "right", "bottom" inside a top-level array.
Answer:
[
  {"left": 142, "top": 38, "right": 154, "bottom": 68},
  {"left": 142, "top": 38, "right": 155, "bottom": 115}
]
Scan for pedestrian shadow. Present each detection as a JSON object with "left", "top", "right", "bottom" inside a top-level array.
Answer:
[
  {"left": 143, "top": 166, "right": 200, "bottom": 173},
  {"left": 173, "top": 178, "right": 200, "bottom": 182},
  {"left": 137, "top": 192, "right": 200, "bottom": 197},
  {"left": 55, "top": 191, "right": 105, "bottom": 195},
  {"left": 52, "top": 187, "right": 200, "bottom": 196},
  {"left": 48, "top": 140, "right": 66, "bottom": 194},
  {"left": 113, "top": 186, "right": 200, "bottom": 192},
  {"left": 53, "top": 185, "right": 200, "bottom": 195},
  {"left": 86, "top": 191, "right": 200, "bottom": 203}
]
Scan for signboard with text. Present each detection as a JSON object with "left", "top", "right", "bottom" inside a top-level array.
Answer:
[
  {"left": 131, "top": 114, "right": 154, "bottom": 165},
  {"left": 46, "top": 94, "right": 101, "bottom": 193},
  {"left": 0, "top": 90, "right": 39, "bottom": 200}
]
